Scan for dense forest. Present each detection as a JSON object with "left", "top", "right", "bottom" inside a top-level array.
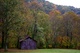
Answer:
[{"left": 0, "top": 0, "right": 80, "bottom": 51}]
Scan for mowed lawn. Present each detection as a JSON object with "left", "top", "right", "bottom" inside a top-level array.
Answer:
[{"left": 0, "top": 49, "right": 80, "bottom": 53}]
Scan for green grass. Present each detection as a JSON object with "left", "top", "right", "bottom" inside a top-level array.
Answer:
[{"left": 0, "top": 49, "right": 80, "bottom": 53}]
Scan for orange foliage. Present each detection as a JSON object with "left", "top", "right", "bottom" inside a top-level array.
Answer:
[{"left": 56, "top": 36, "right": 63, "bottom": 44}]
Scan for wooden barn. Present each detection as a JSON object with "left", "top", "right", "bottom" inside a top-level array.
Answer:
[{"left": 20, "top": 36, "right": 37, "bottom": 50}]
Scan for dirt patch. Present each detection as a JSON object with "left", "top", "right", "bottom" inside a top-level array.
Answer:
[
  {"left": 0, "top": 49, "right": 24, "bottom": 52},
  {"left": 0, "top": 49, "right": 36, "bottom": 52}
]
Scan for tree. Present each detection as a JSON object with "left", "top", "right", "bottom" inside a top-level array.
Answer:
[
  {"left": 49, "top": 10, "right": 63, "bottom": 47},
  {"left": 0, "top": 0, "right": 25, "bottom": 51},
  {"left": 36, "top": 11, "right": 50, "bottom": 48},
  {"left": 63, "top": 11, "right": 79, "bottom": 48},
  {"left": 29, "top": 1, "right": 41, "bottom": 39}
]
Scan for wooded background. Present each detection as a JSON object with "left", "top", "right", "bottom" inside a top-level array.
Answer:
[{"left": 0, "top": 0, "right": 80, "bottom": 51}]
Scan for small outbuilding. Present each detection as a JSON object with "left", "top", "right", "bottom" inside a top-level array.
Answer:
[{"left": 20, "top": 36, "right": 37, "bottom": 50}]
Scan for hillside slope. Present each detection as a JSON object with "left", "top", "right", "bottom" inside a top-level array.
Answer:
[{"left": 25, "top": 0, "right": 80, "bottom": 14}]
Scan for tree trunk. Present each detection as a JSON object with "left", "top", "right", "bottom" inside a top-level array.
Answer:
[
  {"left": 1, "top": 31, "right": 5, "bottom": 48},
  {"left": 17, "top": 36, "right": 20, "bottom": 49},
  {"left": 32, "top": 11, "right": 37, "bottom": 39},
  {"left": 4, "top": 31, "right": 8, "bottom": 52},
  {"left": 33, "top": 23, "right": 37, "bottom": 39},
  {"left": 1, "top": 15, "right": 5, "bottom": 48},
  {"left": 4, "top": 22, "right": 8, "bottom": 51}
]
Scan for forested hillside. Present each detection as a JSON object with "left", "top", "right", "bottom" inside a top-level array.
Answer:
[
  {"left": 0, "top": 0, "right": 80, "bottom": 51},
  {"left": 25, "top": 0, "right": 80, "bottom": 14}
]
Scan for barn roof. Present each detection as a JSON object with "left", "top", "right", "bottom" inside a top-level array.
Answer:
[{"left": 19, "top": 36, "right": 37, "bottom": 42}]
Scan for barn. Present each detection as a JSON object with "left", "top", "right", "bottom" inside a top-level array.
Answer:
[{"left": 20, "top": 36, "right": 37, "bottom": 50}]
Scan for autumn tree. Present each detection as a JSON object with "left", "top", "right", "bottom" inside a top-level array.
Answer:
[
  {"left": 29, "top": 1, "right": 41, "bottom": 39},
  {"left": 49, "top": 10, "right": 63, "bottom": 47},
  {"left": 63, "top": 11, "right": 80, "bottom": 48},
  {"left": 0, "top": 0, "right": 26, "bottom": 51}
]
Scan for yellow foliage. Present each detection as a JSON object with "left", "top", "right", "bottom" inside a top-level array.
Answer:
[
  {"left": 48, "top": 45, "right": 52, "bottom": 48},
  {"left": 62, "top": 36, "right": 70, "bottom": 46}
]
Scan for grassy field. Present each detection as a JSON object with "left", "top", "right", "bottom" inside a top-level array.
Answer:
[{"left": 0, "top": 49, "right": 80, "bottom": 53}]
